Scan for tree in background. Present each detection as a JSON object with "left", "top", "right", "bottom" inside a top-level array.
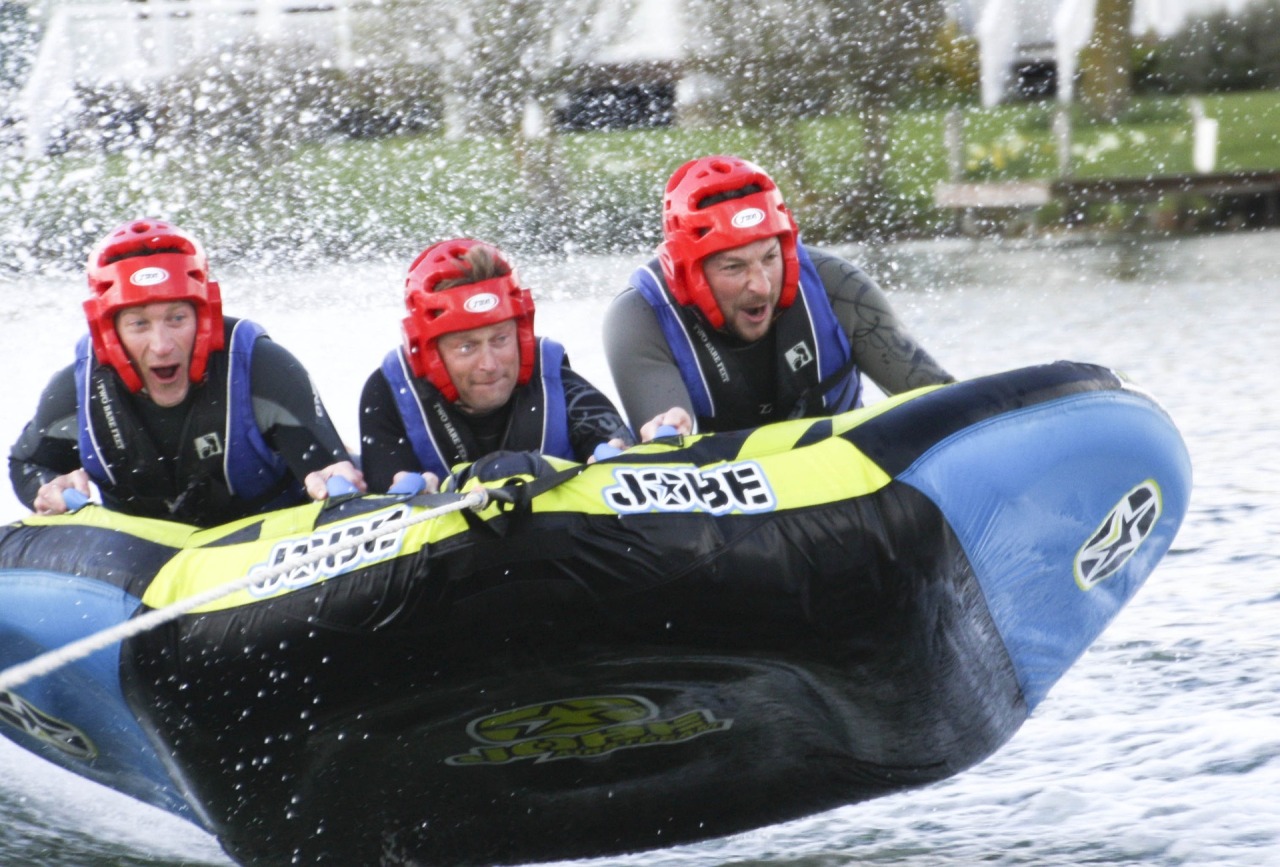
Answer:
[
  {"left": 820, "top": 0, "right": 947, "bottom": 237},
  {"left": 682, "top": 0, "right": 946, "bottom": 238},
  {"left": 915, "top": 16, "right": 982, "bottom": 105},
  {"left": 677, "top": 0, "right": 823, "bottom": 208},
  {"left": 1077, "top": 0, "right": 1136, "bottom": 121},
  {"left": 419, "top": 0, "right": 633, "bottom": 247},
  {"left": 0, "top": 0, "right": 38, "bottom": 103},
  {"left": 1142, "top": 0, "right": 1280, "bottom": 93}
]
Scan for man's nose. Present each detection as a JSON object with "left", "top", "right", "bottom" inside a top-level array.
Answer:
[
  {"left": 150, "top": 328, "right": 178, "bottom": 355},
  {"left": 744, "top": 262, "right": 770, "bottom": 292}
]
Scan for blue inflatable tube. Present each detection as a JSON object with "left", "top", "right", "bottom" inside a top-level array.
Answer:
[{"left": 0, "top": 361, "right": 1191, "bottom": 866}]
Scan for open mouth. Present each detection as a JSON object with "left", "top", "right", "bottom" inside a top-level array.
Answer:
[{"left": 151, "top": 365, "right": 181, "bottom": 382}]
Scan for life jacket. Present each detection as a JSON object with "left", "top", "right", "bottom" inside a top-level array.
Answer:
[
  {"left": 379, "top": 337, "right": 573, "bottom": 480},
  {"left": 74, "top": 317, "right": 299, "bottom": 525},
  {"left": 628, "top": 242, "right": 860, "bottom": 431}
]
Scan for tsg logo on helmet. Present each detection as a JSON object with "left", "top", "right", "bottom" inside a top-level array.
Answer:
[
  {"left": 129, "top": 267, "right": 170, "bottom": 287},
  {"left": 462, "top": 293, "right": 501, "bottom": 314},
  {"left": 730, "top": 208, "right": 766, "bottom": 229}
]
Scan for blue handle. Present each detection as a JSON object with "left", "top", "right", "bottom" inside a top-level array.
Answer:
[
  {"left": 326, "top": 476, "right": 360, "bottom": 497},
  {"left": 655, "top": 424, "right": 679, "bottom": 439},
  {"left": 593, "top": 442, "right": 623, "bottom": 461},
  {"left": 388, "top": 473, "right": 427, "bottom": 495},
  {"left": 61, "top": 489, "right": 90, "bottom": 512}
]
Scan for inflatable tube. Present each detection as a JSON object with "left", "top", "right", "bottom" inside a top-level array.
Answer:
[{"left": 0, "top": 362, "right": 1192, "bottom": 866}]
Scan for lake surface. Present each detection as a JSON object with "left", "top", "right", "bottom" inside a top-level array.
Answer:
[{"left": 0, "top": 230, "right": 1276, "bottom": 866}]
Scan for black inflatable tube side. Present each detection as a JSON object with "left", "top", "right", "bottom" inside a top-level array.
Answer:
[{"left": 119, "top": 482, "right": 1023, "bottom": 866}]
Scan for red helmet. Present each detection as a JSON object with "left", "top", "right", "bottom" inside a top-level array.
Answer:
[
  {"left": 400, "top": 238, "right": 537, "bottom": 403},
  {"left": 83, "top": 219, "right": 225, "bottom": 393},
  {"left": 658, "top": 155, "right": 800, "bottom": 329}
]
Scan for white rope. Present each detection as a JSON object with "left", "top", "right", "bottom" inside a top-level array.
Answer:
[{"left": 0, "top": 488, "right": 489, "bottom": 694}]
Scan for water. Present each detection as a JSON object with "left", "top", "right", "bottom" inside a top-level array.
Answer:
[{"left": 0, "top": 230, "right": 1276, "bottom": 866}]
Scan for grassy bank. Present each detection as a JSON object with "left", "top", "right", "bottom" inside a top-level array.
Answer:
[{"left": 4, "top": 90, "right": 1279, "bottom": 273}]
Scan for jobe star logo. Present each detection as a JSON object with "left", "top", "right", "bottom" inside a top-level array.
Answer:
[
  {"left": 0, "top": 690, "right": 96, "bottom": 759},
  {"left": 1074, "top": 479, "right": 1163, "bottom": 590},
  {"left": 445, "top": 695, "right": 732, "bottom": 766},
  {"left": 602, "top": 461, "right": 776, "bottom": 514}
]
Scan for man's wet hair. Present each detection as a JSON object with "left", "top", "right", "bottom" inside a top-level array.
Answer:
[{"left": 435, "top": 245, "right": 510, "bottom": 291}]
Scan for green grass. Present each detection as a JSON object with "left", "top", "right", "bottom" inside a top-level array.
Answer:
[
  {"left": 5, "top": 90, "right": 1280, "bottom": 272},
  {"left": 942, "top": 92, "right": 1280, "bottom": 179},
  {"left": 1204, "top": 91, "right": 1280, "bottom": 168}
]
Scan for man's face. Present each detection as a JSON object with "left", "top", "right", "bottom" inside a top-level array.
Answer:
[
  {"left": 437, "top": 319, "right": 521, "bottom": 414},
  {"left": 702, "top": 236, "right": 784, "bottom": 343},
  {"left": 115, "top": 301, "right": 197, "bottom": 407}
]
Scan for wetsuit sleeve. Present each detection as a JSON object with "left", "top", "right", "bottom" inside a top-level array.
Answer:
[
  {"left": 561, "top": 361, "right": 636, "bottom": 461},
  {"left": 8, "top": 365, "right": 82, "bottom": 510},
  {"left": 356, "top": 368, "right": 422, "bottom": 493},
  {"left": 248, "top": 339, "right": 355, "bottom": 481},
  {"left": 812, "top": 249, "right": 955, "bottom": 394},
  {"left": 602, "top": 287, "right": 697, "bottom": 430}
]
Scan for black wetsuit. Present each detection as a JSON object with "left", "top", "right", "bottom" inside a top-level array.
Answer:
[{"left": 9, "top": 329, "right": 352, "bottom": 526}]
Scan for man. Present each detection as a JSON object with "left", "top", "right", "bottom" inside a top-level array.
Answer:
[
  {"left": 9, "top": 218, "right": 364, "bottom": 526},
  {"left": 358, "top": 237, "right": 633, "bottom": 493},
  {"left": 604, "top": 155, "right": 954, "bottom": 439}
]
